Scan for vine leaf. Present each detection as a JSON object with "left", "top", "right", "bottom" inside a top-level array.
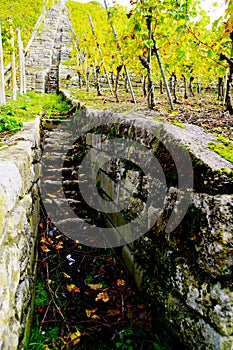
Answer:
[
  {"left": 86, "top": 283, "right": 103, "bottom": 290},
  {"left": 66, "top": 284, "right": 81, "bottom": 293},
  {"left": 95, "top": 292, "right": 109, "bottom": 302}
]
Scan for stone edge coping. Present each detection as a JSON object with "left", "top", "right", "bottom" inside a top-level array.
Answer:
[{"left": 60, "top": 88, "right": 232, "bottom": 172}]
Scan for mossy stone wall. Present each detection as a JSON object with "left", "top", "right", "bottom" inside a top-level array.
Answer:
[
  {"left": 0, "top": 118, "right": 41, "bottom": 349},
  {"left": 66, "top": 106, "right": 232, "bottom": 350}
]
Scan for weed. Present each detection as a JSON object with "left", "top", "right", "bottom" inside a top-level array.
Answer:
[
  {"left": 111, "top": 318, "right": 172, "bottom": 350},
  {"left": 26, "top": 318, "right": 59, "bottom": 350}
]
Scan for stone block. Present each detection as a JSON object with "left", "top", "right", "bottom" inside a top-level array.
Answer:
[
  {"left": 122, "top": 245, "right": 143, "bottom": 289},
  {"left": 0, "top": 161, "right": 22, "bottom": 211}
]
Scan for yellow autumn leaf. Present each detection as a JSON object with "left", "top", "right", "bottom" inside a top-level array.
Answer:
[
  {"left": 61, "top": 272, "right": 71, "bottom": 279},
  {"left": 95, "top": 292, "right": 109, "bottom": 302},
  {"left": 92, "top": 314, "right": 100, "bottom": 319},
  {"left": 117, "top": 279, "right": 125, "bottom": 286},
  {"left": 169, "top": 111, "right": 179, "bottom": 117},
  {"left": 43, "top": 345, "right": 52, "bottom": 350},
  {"left": 40, "top": 245, "right": 50, "bottom": 252},
  {"left": 68, "top": 330, "right": 81, "bottom": 346},
  {"left": 54, "top": 241, "right": 63, "bottom": 250},
  {"left": 86, "top": 283, "right": 103, "bottom": 290},
  {"left": 70, "top": 330, "right": 81, "bottom": 339},
  {"left": 48, "top": 238, "right": 53, "bottom": 245},
  {"left": 66, "top": 284, "right": 80, "bottom": 293},
  {"left": 86, "top": 309, "right": 97, "bottom": 317},
  {"left": 47, "top": 193, "right": 57, "bottom": 198}
]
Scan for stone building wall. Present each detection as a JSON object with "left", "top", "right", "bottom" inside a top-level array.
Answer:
[{"left": 0, "top": 118, "right": 41, "bottom": 349}]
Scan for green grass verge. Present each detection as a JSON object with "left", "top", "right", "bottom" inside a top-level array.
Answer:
[{"left": 0, "top": 92, "right": 72, "bottom": 134}]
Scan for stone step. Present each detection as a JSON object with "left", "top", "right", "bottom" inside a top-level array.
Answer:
[
  {"left": 44, "top": 198, "right": 81, "bottom": 206},
  {"left": 43, "top": 179, "right": 87, "bottom": 186}
]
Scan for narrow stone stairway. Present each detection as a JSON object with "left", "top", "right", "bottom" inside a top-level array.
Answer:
[
  {"left": 25, "top": 4, "right": 73, "bottom": 93},
  {"left": 41, "top": 113, "right": 104, "bottom": 247}
]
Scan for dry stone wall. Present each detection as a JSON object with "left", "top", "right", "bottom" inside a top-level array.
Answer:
[
  {"left": 0, "top": 118, "right": 41, "bottom": 349},
  {"left": 82, "top": 110, "right": 233, "bottom": 350},
  {"left": 48, "top": 95, "right": 232, "bottom": 350}
]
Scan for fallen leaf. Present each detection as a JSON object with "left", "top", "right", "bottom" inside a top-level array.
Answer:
[
  {"left": 61, "top": 272, "right": 71, "bottom": 279},
  {"left": 44, "top": 346, "right": 51, "bottom": 350},
  {"left": 86, "top": 283, "right": 103, "bottom": 290},
  {"left": 84, "top": 291, "right": 91, "bottom": 296},
  {"left": 86, "top": 308, "right": 97, "bottom": 317},
  {"left": 48, "top": 237, "right": 53, "bottom": 245},
  {"left": 66, "top": 284, "right": 80, "bottom": 293},
  {"left": 117, "top": 279, "right": 126, "bottom": 286},
  {"left": 54, "top": 241, "right": 64, "bottom": 250},
  {"left": 92, "top": 314, "right": 100, "bottom": 319},
  {"left": 70, "top": 330, "right": 81, "bottom": 345},
  {"left": 95, "top": 292, "right": 109, "bottom": 302},
  {"left": 40, "top": 245, "right": 50, "bottom": 252},
  {"left": 64, "top": 330, "right": 81, "bottom": 346},
  {"left": 47, "top": 193, "right": 57, "bottom": 198},
  {"left": 107, "top": 309, "right": 121, "bottom": 316}
]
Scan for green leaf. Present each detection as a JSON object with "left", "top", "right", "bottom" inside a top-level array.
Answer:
[{"left": 144, "top": 39, "right": 153, "bottom": 48}]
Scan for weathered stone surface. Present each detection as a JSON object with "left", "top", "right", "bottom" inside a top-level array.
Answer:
[
  {"left": 0, "top": 162, "right": 22, "bottom": 212},
  {"left": 0, "top": 118, "right": 40, "bottom": 349}
]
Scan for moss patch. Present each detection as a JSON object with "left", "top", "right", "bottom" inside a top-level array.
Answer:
[
  {"left": 170, "top": 119, "right": 186, "bottom": 128},
  {"left": 208, "top": 136, "right": 233, "bottom": 164}
]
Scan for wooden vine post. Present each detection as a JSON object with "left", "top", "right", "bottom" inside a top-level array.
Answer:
[
  {"left": 219, "top": 32, "right": 233, "bottom": 115},
  {"left": 17, "top": 28, "right": 26, "bottom": 95},
  {"left": 152, "top": 33, "right": 174, "bottom": 111},
  {"left": 88, "top": 14, "right": 113, "bottom": 96},
  {"left": 0, "top": 23, "right": 6, "bottom": 105},
  {"left": 103, "top": 0, "right": 136, "bottom": 104},
  {"left": 146, "top": 10, "right": 156, "bottom": 107},
  {"left": 9, "top": 20, "right": 17, "bottom": 100}
]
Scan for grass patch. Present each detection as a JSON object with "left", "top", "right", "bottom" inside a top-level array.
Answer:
[
  {"left": 0, "top": 92, "right": 72, "bottom": 134},
  {"left": 208, "top": 135, "right": 233, "bottom": 164}
]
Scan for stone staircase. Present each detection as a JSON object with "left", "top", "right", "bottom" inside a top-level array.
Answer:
[
  {"left": 40, "top": 114, "right": 92, "bottom": 244},
  {"left": 25, "top": 4, "right": 73, "bottom": 93}
]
